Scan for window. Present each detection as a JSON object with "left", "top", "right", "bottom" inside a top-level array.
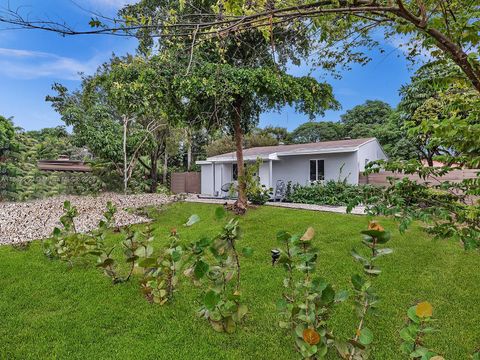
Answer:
[
  {"left": 309, "top": 160, "right": 325, "bottom": 182},
  {"left": 232, "top": 163, "right": 238, "bottom": 180}
]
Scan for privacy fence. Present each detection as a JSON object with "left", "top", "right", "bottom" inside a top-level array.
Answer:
[
  {"left": 170, "top": 172, "right": 201, "bottom": 194},
  {"left": 359, "top": 169, "right": 479, "bottom": 186}
]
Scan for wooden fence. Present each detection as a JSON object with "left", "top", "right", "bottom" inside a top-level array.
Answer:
[
  {"left": 170, "top": 172, "right": 201, "bottom": 194},
  {"left": 359, "top": 169, "right": 479, "bottom": 186}
]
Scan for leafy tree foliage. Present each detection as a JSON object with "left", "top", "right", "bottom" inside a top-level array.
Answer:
[
  {"left": 340, "top": 100, "right": 393, "bottom": 138},
  {"left": 179, "top": 62, "right": 338, "bottom": 212},
  {"left": 290, "top": 121, "right": 343, "bottom": 144}
]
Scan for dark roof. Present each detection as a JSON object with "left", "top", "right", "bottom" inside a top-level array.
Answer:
[
  {"left": 37, "top": 159, "right": 92, "bottom": 172},
  {"left": 207, "top": 138, "right": 377, "bottom": 161}
]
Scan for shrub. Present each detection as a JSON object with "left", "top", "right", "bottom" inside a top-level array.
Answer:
[
  {"left": 286, "top": 180, "right": 380, "bottom": 207},
  {"left": 245, "top": 158, "right": 272, "bottom": 205}
]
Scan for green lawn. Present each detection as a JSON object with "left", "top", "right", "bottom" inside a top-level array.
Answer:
[{"left": 1, "top": 202, "right": 478, "bottom": 359}]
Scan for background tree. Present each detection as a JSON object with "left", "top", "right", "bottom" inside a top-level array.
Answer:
[
  {"left": 340, "top": 100, "right": 393, "bottom": 138},
  {"left": 257, "top": 126, "right": 290, "bottom": 143},
  {"left": 398, "top": 62, "right": 464, "bottom": 165},
  {"left": 290, "top": 121, "right": 343, "bottom": 143},
  {"left": 374, "top": 111, "right": 416, "bottom": 160}
]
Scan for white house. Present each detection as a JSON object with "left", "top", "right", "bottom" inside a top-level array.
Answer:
[{"left": 196, "top": 137, "right": 387, "bottom": 197}]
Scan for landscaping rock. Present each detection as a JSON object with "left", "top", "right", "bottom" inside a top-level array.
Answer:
[{"left": 0, "top": 193, "right": 173, "bottom": 245}]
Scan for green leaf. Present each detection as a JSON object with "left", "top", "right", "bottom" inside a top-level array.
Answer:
[
  {"left": 375, "top": 248, "right": 393, "bottom": 257},
  {"left": 232, "top": 304, "right": 248, "bottom": 322},
  {"left": 399, "top": 327, "right": 415, "bottom": 342},
  {"left": 276, "top": 230, "right": 290, "bottom": 242},
  {"left": 204, "top": 290, "right": 220, "bottom": 310},
  {"left": 241, "top": 246, "right": 253, "bottom": 257},
  {"left": 359, "top": 327, "right": 373, "bottom": 345},
  {"left": 138, "top": 257, "right": 157, "bottom": 268},
  {"left": 184, "top": 214, "right": 200, "bottom": 227},
  {"left": 320, "top": 284, "right": 335, "bottom": 304},
  {"left": 351, "top": 274, "right": 365, "bottom": 290},
  {"left": 407, "top": 306, "right": 421, "bottom": 324},
  {"left": 194, "top": 260, "right": 209, "bottom": 279},
  {"left": 364, "top": 267, "right": 382, "bottom": 275},
  {"left": 224, "top": 316, "right": 236, "bottom": 334},
  {"left": 334, "top": 290, "right": 349, "bottom": 302}
]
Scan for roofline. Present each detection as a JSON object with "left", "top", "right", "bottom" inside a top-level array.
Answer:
[{"left": 199, "top": 138, "right": 381, "bottom": 163}]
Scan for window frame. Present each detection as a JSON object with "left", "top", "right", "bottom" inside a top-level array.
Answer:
[
  {"left": 232, "top": 163, "right": 238, "bottom": 181},
  {"left": 309, "top": 159, "right": 325, "bottom": 182}
]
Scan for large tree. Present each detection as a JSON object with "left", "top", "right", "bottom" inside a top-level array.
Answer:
[{"left": 179, "top": 63, "right": 338, "bottom": 212}]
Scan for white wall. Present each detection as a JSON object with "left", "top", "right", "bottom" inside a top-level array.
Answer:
[
  {"left": 258, "top": 162, "right": 271, "bottom": 188},
  {"left": 200, "top": 161, "right": 271, "bottom": 196},
  {"left": 357, "top": 140, "right": 387, "bottom": 171},
  {"left": 200, "top": 164, "right": 213, "bottom": 195},
  {"left": 272, "top": 152, "right": 359, "bottom": 186}
]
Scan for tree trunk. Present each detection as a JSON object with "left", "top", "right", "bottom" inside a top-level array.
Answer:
[
  {"left": 233, "top": 98, "right": 247, "bottom": 214},
  {"left": 149, "top": 151, "right": 158, "bottom": 193},
  {"left": 163, "top": 150, "right": 168, "bottom": 185},
  {"left": 185, "top": 127, "right": 193, "bottom": 171},
  {"left": 187, "top": 141, "right": 192, "bottom": 171}
]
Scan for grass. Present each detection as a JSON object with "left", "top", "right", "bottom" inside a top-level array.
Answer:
[{"left": 0, "top": 202, "right": 479, "bottom": 359}]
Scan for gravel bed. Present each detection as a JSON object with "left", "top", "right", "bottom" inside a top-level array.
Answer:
[{"left": 0, "top": 193, "right": 174, "bottom": 245}]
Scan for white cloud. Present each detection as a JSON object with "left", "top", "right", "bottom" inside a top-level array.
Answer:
[{"left": 0, "top": 47, "right": 102, "bottom": 80}]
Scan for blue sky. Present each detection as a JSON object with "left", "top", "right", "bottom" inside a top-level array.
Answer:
[{"left": 0, "top": 0, "right": 415, "bottom": 131}]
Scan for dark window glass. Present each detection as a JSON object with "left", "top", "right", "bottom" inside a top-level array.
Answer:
[
  {"left": 232, "top": 163, "right": 238, "bottom": 180},
  {"left": 310, "top": 160, "right": 316, "bottom": 182},
  {"left": 317, "top": 160, "right": 325, "bottom": 180}
]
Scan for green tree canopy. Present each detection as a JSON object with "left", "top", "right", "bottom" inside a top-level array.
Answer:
[
  {"left": 341, "top": 100, "right": 393, "bottom": 138},
  {"left": 290, "top": 121, "right": 343, "bottom": 144}
]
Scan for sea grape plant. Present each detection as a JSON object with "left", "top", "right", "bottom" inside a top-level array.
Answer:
[
  {"left": 275, "top": 227, "right": 348, "bottom": 359},
  {"left": 139, "top": 228, "right": 184, "bottom": 304},
  {"left": 42, "top": 200, "right": 93, "bottom": 265},
  {"left": 92, "top": 202, "right": 154, "bottom": 284},
  {"left": 342, "top": 221, "right": 393, "bottom": 360},
  {"left": 399, "top": 301, "right": 442, "bottom": 360},
  {"left": 90, "top": 202, "right": 123, "bottom": 283},
  {"left": 184, "top": 207, "right": 252, "bottom": 333}
]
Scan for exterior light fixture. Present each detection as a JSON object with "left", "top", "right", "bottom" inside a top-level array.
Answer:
[{"left": 271, "top": 249, "right": 281, "bottom": 266}]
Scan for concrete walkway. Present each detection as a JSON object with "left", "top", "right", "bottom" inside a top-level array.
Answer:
[{"left": 184, "top": 196, "right": 366, "bottom": 215}]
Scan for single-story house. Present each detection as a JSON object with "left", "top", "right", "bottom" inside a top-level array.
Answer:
[{"left": 196, "top": 137, "right": 387, "bottom": 197}]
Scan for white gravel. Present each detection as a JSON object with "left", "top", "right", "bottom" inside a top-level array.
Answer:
[{"left": 0, "top": 193, "right": 174, "bottom": 245}]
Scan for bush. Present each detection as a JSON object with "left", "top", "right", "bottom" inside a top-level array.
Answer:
[
  {"left": 245, "top": 158, "right": 272, "bottom": 205},
  {"left": 286, "top": 180, "right": 380, "bottom": 206}
]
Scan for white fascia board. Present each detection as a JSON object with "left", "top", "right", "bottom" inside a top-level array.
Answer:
[
  {"left": 206, "top": 155, "right": 272, "bottom": 163},
  {"left": 196, "top": 160, "right": 212, "bottom": 165},
  {"left": 276, "top": 147, "right": 358, "bottom": 156}
]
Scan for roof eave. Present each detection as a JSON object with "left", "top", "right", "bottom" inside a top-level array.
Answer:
[{"left": 276, "top": 147, "right": 358, "bottom": 156}]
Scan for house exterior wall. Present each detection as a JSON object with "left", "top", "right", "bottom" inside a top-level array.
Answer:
[
  {"left": 272, "top": 152, "right": 359, "bottom": 186},
  {"left": 200, "top": 164, "right": 214, "bottom": 195},
  {"left": 357, "top": 139, "right": 387, "bottom": 171},
  {"left": 199, "top": 141, "right": 389, "bottom": 196},
  {"left": 258, "top": 162, "right": 271, "bottom": 188}
]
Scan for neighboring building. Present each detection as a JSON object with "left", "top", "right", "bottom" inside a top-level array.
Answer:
[{"left": 196, "top": 138, "right": 387, "bottom": 197}]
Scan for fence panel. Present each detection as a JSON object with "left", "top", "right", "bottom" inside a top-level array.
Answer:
[
  {"left": 359, "top": 169, "right": 479, "bottom": 186},
  {"left": 170, "top": 172, "right": 200, "bottom": 194}
]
